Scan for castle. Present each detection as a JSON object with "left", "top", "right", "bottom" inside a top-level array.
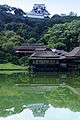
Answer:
[{"left": 27, "top": 4, "right": 50, "bottom": 19}]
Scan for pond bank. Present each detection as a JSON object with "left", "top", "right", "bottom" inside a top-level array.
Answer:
[
  {"left": 0, "top": 63, "right": 28, "bottom": 71},
  {"left": 0, "top": 69, "right": 28, "bottom": 71}
]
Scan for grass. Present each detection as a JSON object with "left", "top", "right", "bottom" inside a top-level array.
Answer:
[
  {"left": 0, "top": 71, "right": 28, "bottom": 75},
  {"left": 0, "top": 63, "right": 28, "bottom": 70}
]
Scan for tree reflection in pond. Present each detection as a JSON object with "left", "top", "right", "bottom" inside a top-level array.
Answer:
[
  {"left": 44, "top": 87, "right": 80, "bottom": 112},
  {"left": 0, "top": 72, "right": 80, "bottom": 118}
]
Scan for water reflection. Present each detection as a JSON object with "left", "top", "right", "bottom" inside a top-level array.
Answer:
[
  {"left": 0, "top": 72, "right": 80, "bottom": 119},
  {"left": 26, "top": 103, "right": 49, "bottom": 117},
  {"left": 0, "top": 105, "right": 80, "bottom": 120}
]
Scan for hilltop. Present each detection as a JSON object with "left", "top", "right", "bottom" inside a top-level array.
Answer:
[{"left": 0, "top": 4, "right": 80, "bottom": 64}]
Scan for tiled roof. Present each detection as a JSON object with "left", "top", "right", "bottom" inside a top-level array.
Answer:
[{"left": 66, "top": 47, "right": 80, "bottom": 57}]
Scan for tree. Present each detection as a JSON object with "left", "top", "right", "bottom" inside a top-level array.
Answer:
[
  {"left": 28, "top": 38, "right": 36, "bottom": 43},
  {"left": 9, "top": 35, "right": 24, "bottom": 44},
  {"left": 2, "top": 41, "right": 15, "bottom": 54},
  {"left": 14, "top": 8, "right": 26, "bottom": 16},
  {"left": 53, "top": 42, "right": 66, "bottom": 49},
  {"left": 42, "top": 20, "right": 80, "bottom": 51},
  {"left": 0, "top": 51, "right": 6, "bottom": 63},
  {"left": 18, "top": 56, "right": 29, "bottom": 66},
  {"left": 4, "top": 30, "right": 16, "bottom": 38}
]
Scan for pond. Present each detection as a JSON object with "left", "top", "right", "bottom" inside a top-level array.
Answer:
[{"left": 0, "top": 72, "right": 80, "bottom": 120}]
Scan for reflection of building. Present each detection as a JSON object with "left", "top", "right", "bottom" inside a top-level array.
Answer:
[
  {"left": 27, "top": 4, "right": 50, "bottom": 19},
  {"left": 26, "top": 103, "right": 49, "bottom": 117}
]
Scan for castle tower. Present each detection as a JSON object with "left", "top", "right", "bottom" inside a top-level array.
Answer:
[
  {"left": 26, "top": 103, "right": 49, "bottom": 117},
  {"left": 27, "top": 4, "right": 50, "bottom": 19}
]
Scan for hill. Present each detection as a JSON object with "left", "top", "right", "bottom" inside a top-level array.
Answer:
[{"left": 0, "top": 4, "right": 80, "bottom": 64}]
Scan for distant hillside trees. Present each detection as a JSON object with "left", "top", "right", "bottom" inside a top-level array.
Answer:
[{"left": 40, "top": 20, "right": 80, "bottom": 51}]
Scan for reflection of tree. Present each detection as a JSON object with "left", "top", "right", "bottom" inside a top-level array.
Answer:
[
  {"left": 0, "top": 72, "right": 29, "bottom": 87},
  {"left": 0, "top": 73, "right": 46, "bottom": 117},
  {"left": 44, "top": 87, "right": 80, "bottom": 112},
  {"left": 29, "top": 72, "right": 80, "bottom": 88},
  {"left": 0, "top": 91, "right": 47, "bottom": 117},
  {"left": 0, "top": 72, "right": 80, "bottom": 117},
  {"left": 26, "top": 103, "right": 49, "bottom": 117}
]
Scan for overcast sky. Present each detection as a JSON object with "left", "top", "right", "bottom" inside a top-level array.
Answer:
[{"left": 0, "top": 0, "right": 80, "bottom": 16}]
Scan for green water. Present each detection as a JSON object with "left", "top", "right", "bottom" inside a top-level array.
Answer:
[{"left": 0, "top": 72, "right": 80, "bottom": 120}]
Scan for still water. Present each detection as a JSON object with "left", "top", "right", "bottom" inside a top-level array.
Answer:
[{"left": 0, "top": 72, "right": 80, "bottom": 120}]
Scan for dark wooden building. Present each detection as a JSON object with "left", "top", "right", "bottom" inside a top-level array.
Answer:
[
  {"left": 29, "top": 48, "right": 67, "bottom": 72},
  {"left": 66, "top": 47, "right": 80, "bottom": 71},
  {"left": 16, "top": 43, "right": 44, "bottom": 57}
]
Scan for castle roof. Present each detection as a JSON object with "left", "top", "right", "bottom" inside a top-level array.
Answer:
[{"left": 28, "top": 4, "right": 50, "bottom": 18}]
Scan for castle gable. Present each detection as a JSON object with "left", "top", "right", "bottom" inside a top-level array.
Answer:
[{"left": 28, "top": 4, "right": 50, "bottom": 19}]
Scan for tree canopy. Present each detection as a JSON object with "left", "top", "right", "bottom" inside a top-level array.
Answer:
[{"left": 40, "top": 20, "right": 80, "bottom": 51}]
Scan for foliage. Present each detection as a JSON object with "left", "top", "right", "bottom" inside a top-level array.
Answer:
[
  {"left": 0, "top": 72, "right": 80, "bottom": 117},
  {"left": 44, "top": 87, "right": 80, "bottom": 112},
  {"left": 40, "top": 20, "right": 80, "bottom": 51},
  {"left": 28, "top": 38, "right": 36, "bottom": 43},
  {"left": 1, "top": 5, "right": 80, "bottom": 63},
  {"left": 18, "top": 56, "right": 29, "bottom": 66}
]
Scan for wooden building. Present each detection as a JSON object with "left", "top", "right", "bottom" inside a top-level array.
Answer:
[
  {"left": 66, "top": 47, "right": 80, "bottom": 71},
  {"left": 29, "top": 48, "right": 67, "bottom": 72},
  {"left": 16, "top": 43, "right": 44, "bottom": 57}
]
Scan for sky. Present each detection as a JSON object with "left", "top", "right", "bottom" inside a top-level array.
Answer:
[{"left": 0, "top": 0, "right": 80, "bottom": 16}]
